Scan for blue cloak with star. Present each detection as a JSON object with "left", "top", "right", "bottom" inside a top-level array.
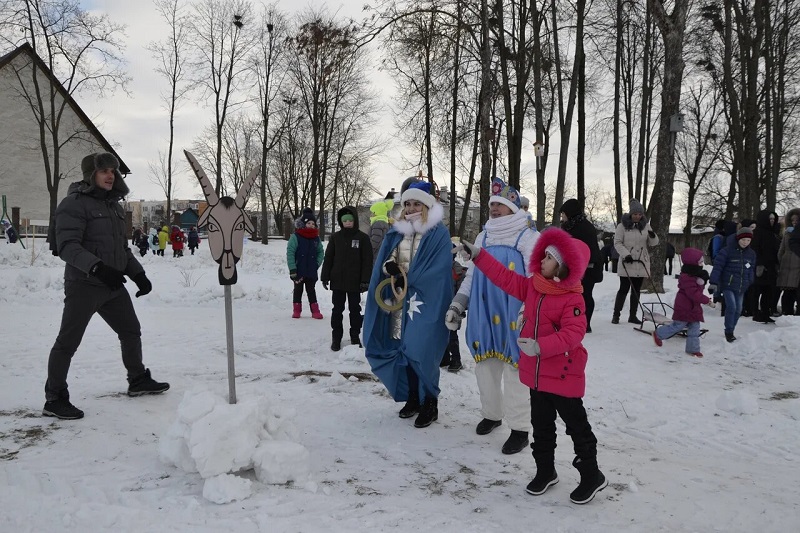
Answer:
[{"left": 363, "top": 222, "right": 453, "bottom": 403}]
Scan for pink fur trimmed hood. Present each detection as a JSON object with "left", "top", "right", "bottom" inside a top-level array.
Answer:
[{"left": 530, "top": 227, "right": 590, "bottom": 286}]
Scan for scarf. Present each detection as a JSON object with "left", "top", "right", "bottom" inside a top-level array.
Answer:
[
  {"left": 482, "top": 209, "right": 531, "bottom": 241},
  {"left": 681, "top": 263, "right": 709, "bottom": 282},
  {"left": 560, "top": 212, "right": 586, "bottom": 233},
  {"left": 532, "top": 272, "right": 583, "bottom": 296},
  {"left": 296, "top": 227, "right": 319, "bottom": 239}
]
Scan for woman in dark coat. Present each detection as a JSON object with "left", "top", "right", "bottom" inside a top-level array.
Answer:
[
  {"left": 750, "top": 210, "right": 780, "bottom": 323},
  {"left": 560, "top": 199, "right": 603, "bottom": 332}
]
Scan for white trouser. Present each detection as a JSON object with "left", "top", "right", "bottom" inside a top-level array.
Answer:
[{"left": 475, "top": 358, "right": 531, "bottom": 431}]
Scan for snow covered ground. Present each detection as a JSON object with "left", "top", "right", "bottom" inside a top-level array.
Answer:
[{"left": 1, "top": 237, "right": 799, "bottom": 532}]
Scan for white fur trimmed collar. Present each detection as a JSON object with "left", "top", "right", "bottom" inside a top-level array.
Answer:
[{"left": 393, "top": 202, "right": 444, "bottom": 236}]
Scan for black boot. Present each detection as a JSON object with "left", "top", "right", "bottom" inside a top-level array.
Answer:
[
  {"left": 725, "top": 331, "right": 736, "bottom": 343},
  {"left": 398, "top": 390, "right": 420, "bottom": 419},
  {"left": 611, "top": 312, "right": 620, "bottom": 325},
  {"left": 569, "top": 457, "right": 608, "bottom": 504},
  {"left": 501, "top": 429, "right": 530, "bottom": 455},
  {"left": 628, "top": 315, "right": 642, "bottom": 325},
  {"left": 476, "top": 418, "right": 502, "bottom": 435},
  {"left": 414, "top": 397, "right": 438, "bottom": 428},
  {"left": 42, "top": 398, "right": 84, "bottom": 420},
  {"left": 331, "top": 337, "right": 341, "bottom": 351},
  {"left": 526, "top": 457, "right": 558, "bottom": 495},
  {"left": 447, "top": 359, "right": 463, "bottom": 373},
  {"left": 350, "top": 329, "right": 362, "bottom": 347},
  {"left": 127, "top": 369, "right": 170, "bottom": 397},
  {"left": 439, "top": 354, "right": 451, "bottom": 368}
]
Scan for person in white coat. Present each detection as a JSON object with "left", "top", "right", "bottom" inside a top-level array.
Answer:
[
  {"left": 612, "top": 198, "right": 659, "bottom": 324},
  {"left": 445, "top": 178, "right": 539, "bottom": 454}
]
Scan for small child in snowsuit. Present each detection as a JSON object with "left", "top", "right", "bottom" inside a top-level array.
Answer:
[
  {"left": 652, "top": 247, "right": 715, "bottom": 357},
  {"left": 287, "top": 208, "right": 325, "bottom": 319},
  {"left": 170, "top": 226, "right": 185, "bottom": 257},
  {"left": 459, "top": 227, "right": 608, "bottom": 505},
  {"left": 136, "top": 231, "right": 149, "bottom": 257},
  {"left": 709, "top": 227, "right": 757, "bottom": 342}
]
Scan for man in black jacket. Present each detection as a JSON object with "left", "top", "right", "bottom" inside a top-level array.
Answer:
[
  {"left": 560, "top": 199, "right": 603, "bottom": 332},
  {"left": 321, "top": 206, "right": 373, "bottom": 350},
  {"left": 43, "top": 152, "right": 168, "bottom": 420}
]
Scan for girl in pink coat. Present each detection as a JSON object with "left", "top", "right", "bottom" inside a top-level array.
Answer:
[
  {"left": 460, "top": 227, "right": 607, "bottom": 505},
  {"left": 652, "top": 247, "right": 715, "bottom": 357}
]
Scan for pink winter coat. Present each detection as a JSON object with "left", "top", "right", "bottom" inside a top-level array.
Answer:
[
  {"left": 473, "top": 227, "right": 591, "bottom": 398},
  {"left": 672, "top": 247, "right": 710, "bottom": 322}
]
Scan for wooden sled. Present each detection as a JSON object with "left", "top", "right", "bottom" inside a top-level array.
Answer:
[{"left": 634, "top": 301, "right": 708, "bottom": 338}]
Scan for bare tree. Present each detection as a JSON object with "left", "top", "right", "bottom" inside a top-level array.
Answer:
[
  {"left": 0, "top": 0, "right": 129, "bottom": 218},
  {"left": 148, "top": 0, "right": 191, "bottom": 224}
]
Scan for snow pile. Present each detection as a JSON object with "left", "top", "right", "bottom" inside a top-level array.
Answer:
[
  {"left": 159, "top": 389, "right": 311, "bottom": 504},
  {"left": 715, "top": 389, "right": 759, "bottom": 415}
]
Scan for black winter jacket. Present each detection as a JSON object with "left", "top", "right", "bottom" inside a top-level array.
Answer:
[
  {"left": 562, "top": 213, "right": 603, "bottom": 283},
  {"left": 321, "top": 206, "right": 373, "bottom": 292},
  {"left": 751, "top": 209, "right": 780, "bottom": 285}
]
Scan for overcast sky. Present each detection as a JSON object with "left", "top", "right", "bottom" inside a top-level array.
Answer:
[{"left": 76, "top": 0, "right": 633, "bottom": 224}]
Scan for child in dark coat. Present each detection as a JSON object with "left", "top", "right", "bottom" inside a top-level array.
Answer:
[
  {"left": 652, "top": 247, "right": 715, "bottom": 357},
  {"left": 709, "top": 228, "right": 757, "bottom": 342}
]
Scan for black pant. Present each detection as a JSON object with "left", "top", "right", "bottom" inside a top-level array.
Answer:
[
  {"left": 665, "top": 257, "right": 673, "bottom": 275},
  {"left": 750, "top": 283, "right": 774, "bottom": 319},
  {"left": 581, "top": 278, "right": 596, "bottom": 328},
  {"left": 331, "top": 289, "right": 362, "bottom": 341},
  {"left": 610, "top": 259, "right": 618, "bottom": 273},
  {"left": 614, "top": 276, "right": 644, "bottom": 318},
  {"left": 292, "top": 278, "right": 317, "bottom": 304},
  {"left": 781, "top": 289, "right": 797, "bottom": 315},
  {"left": 45, "top": 281, "right": 145, "bottom": 401},
  {"left": 530, "top": 390, "right": 598, "bottom": 463},
  {"left": 441, "top": 329, "right": 461, "bottom": 364}
]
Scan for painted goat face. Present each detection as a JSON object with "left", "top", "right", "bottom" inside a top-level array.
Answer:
[{"left": 184, "top": 150, "right": 259, "bottom": 285}]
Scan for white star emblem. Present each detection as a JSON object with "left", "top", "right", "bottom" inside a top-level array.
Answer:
[{"left": 407, "top": 292, "right": 424, "bottom": 320}]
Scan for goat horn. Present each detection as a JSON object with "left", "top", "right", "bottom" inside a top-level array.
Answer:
[
  {"left": 184, "top": 150, "right": 219, "bottom": 205},
  {"left": 235, "top": 165, "right": 260, "bottom": 209}
]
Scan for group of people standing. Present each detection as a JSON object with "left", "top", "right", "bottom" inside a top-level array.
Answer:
[
  {"left": 131, "top": 225, "right": 201, "bottom": 257},
  {"left": 287, "top": 178, "right": 608, "bottom": 505}
]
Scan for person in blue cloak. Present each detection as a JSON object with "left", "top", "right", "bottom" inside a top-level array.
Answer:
[{"left": 363, "top": 180, "right": 453, "bottom": 429}]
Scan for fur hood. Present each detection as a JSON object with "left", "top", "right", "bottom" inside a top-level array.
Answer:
[
  {"left": 621, "top": 212, "right": 647, "bottom": 231},
  {"left": 529, "top": 227, "right": 589, "bottom": 287},
  {"left": 392, "top": 202, "right": 444, "bottom": 236}
]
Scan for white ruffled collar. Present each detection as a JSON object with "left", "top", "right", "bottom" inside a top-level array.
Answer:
[{"left": 393, "top": 202, "right": 444, "bottom": 236}]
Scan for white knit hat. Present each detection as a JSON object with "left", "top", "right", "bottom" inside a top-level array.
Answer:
[{"left": 544, "top": 245, "right": 563, "bottom": 266}]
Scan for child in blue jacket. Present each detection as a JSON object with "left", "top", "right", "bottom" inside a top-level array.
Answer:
[{"left": 709, "top": 227, "right": 757, "bottom": 342}]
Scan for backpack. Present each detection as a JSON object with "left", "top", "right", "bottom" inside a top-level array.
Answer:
[{"left": 152, "top": 234, "right": 158, "bottom": 245}]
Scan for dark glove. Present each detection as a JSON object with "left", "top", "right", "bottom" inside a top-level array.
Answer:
[
  {"left": 623, "top": 255, "right": 634, "bottom": 264},
  {"left": 756, "top": 265, "right": 765, "bottom": 277},
  {"left": 708, "top": 284, "right": 717, "bottom": 295},
  {"left": 648, "top": 230, "right": 656, "bottom": 238},
  {"left": 384, "top": 261, "right": 401, "bottom": 277},
  {"left": 90, "top": 262, "right": 126, "bottom": 290},
  {"left": 132, "top": 272, "right": 152, "bottom": 298},
  {"left": 322, "top": 281, "right": 329, "bottom": 290},
  {"left": 290, "top": 269, "right": 298, "bottom": 281},
  {"left": 359, "top": 282, "right": 369, "bottom": 293}
]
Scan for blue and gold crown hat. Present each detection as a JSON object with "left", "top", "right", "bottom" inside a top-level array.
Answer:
[{"left": 489, "top": 177, "right": 521, "bottom": 213}]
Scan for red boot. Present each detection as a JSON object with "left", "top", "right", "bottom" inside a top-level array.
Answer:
[
  {"left": 292, "top": 302, "right": 302, "bottom": 319},
  {"left": 310, "top": 302, "right": 323, "bottom": 319}
]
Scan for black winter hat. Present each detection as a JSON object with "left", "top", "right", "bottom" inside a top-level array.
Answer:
[
  {"left": 301, "top": 207, "right": 317, "bottom": 225},
  {"left": 81, "top": 152, "right": 122, "bottom": 183},
  {"left": 560, "top": 198, "right": 581, "bottom": 219}
]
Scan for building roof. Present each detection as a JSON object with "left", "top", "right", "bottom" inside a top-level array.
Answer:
[{"left": 0, "top": 42, "right": 130, "bottom": 174}]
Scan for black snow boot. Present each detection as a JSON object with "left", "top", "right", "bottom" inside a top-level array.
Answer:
[
  {"left": 127, "top": 369, "right": 170, "bottom": 397},
  {"left": 350, "top": 331, "right": 362, "bottom": 347},
  {"left": 476, "top": 418, "right": 502, "bottom": 435},
  {"left": 611, "top": 312, "right": 620, "bottom": 325},
  {"left": 526, "top": 458, "right": 558, "bottom": 496},
  {"left": 628, "top": 315, "right": 642, "bottom": 325},
  {"left": 439, "top": 354, "right": 451, "bottom": 368},
  {"left": 42, "top": 398, "right": 84, "bottom": 420},
  {"left": 331, "top": 337, "right": 342, "bottom": 351},
  {"left": 398, "top": 390, "right": 420, "bottom": 419},
  {"left": 501, "top": 430, "right": 530, "bottom": 455},
  {"left": 414, "top": 397, "right": 438, "bottom": 428},
  {"left": 725, "top": 331, "right": 736, "bottom": 343},
  {"left": 447, "top": 360, "right": 463, "bottom": 373},
  {"left": 569, "top": 457, "right": 608, "bottom": 504}
]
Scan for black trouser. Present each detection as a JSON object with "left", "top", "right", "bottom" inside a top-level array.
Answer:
[
  {"left": 331, "top": 289, "right": 362, "bottom": 342},
  {"left": 665, "top": 257, "right": 673, "bottom": 275},
  {"left": 441, "top": 330, "right": 461, "bottom": 364},
  {"left": 581, "top": 278, "right": 596, "bottom": 328},
  {"left": 530, "top": 390, "right": 598, "bottom": 464},
  {"left": 781, "top": 289, "right": 797, "bottom": 315},
  {"left": 614, "top": 276, "right": 644, "bottom": 318},
  {"left": 750, "top": 283, "right": 774, "bottom": 319},
  {"left": 611, "top": 259, "right": 618, "bottom": 273},
  {"left": 292, "top": 278, "right": 318, "bottom": 304},
  {"left": 45, "top": 281, "right": 146, "bottom": 401}
]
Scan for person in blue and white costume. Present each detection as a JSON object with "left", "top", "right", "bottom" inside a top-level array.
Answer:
[
  {"left": 445, "top": 178, "right": 539, "bottom": 454},
  {"left": 363, "top": 180, "right": 453, "bottom": 429}
]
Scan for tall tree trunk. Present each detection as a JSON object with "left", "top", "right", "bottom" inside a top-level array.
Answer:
[
  {"left": 449, "top": 0, "right": 463, "bottom": 233},
  {"left": 613, "top": 0, "right": 624, "bottom": 221},
  {"left": 479, "top": 0, "right": 492, "bottom": 225},
  {"left": 532, "top": 0, "right": 547, "bottom": 229}
]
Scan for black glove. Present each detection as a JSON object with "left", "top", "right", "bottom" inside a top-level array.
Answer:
[
  {"left": 359, "top": 282, "right": 369, "bottom": 293},
  {"left": 708, "top": 284, "right": 717, "bottom": 295},
  {"left": 623, "top": 255, "right": 634, "bottom": 264},
  {"left": 132, "top": 272, "right": 152, "bottom": 298},
  {"left": 90, "top": 262, "right": 126, "bottom": 290},
  {"left": 385, "top": 261, "right": 402, "bottom": 277},
  {"left": 648, "top": 230, "right": 656, "bottom": 238},
  {"left": 322, "top": 281, "right": 329, "bottom": 290},
  {"left": 290, "top": 269, "right": 298, "bottom": 281}
]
